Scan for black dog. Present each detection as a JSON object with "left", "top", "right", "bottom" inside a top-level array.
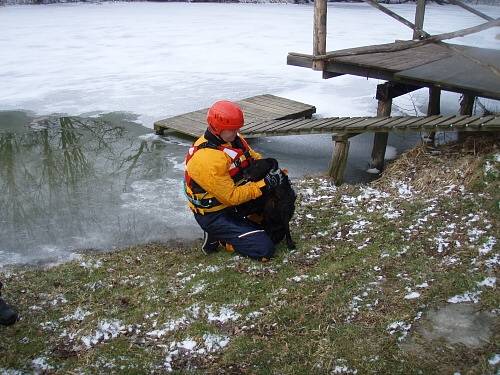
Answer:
[{"left": 238, "top": 158, "right": 296, "bottom": 249}]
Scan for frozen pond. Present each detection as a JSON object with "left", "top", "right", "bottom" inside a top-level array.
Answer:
[{"left": 0, "top": 2, "right": 498, "bottom": 266}]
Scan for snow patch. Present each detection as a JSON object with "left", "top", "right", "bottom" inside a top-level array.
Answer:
[
  {"left": 206, "top": 305, "right": 241, "bottom": 323},
  {"left": 488, "top": 353, "right": 500, "bottom": 365},
  {"left": 146, "top": 317, "right": 189, "bottom": 338},
  {"left": 477, "top": 277, "right": 496, "bottom": 288},
  {"left": 404, "top": 292, "right": 420, "bottom": 300},
  {"left": 81, "top": 319, "right": 124, "bottom": 348},
  {"left": 60, "top": 307, "right": 91, "bottom": 322},
  {"left": 448, "top": 291, "right": 482, "bottom": 304},
  {"left": 31, "top": 357, "right": 53, "bottom": 372},
  {"left": 479, "top": 237, "right": 496, "bottom": 256},
  {"left": 387, "top": 321, "right": 411, "bottom": 341}
]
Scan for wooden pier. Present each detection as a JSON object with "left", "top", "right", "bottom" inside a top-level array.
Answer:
[
  {"left": 154, "top": 92, "right": 497, "bottom": 185},
  {"left": 154, "top": 94, "right": 316, "bottom": 138},
  {"left": 285, "top": 0, "right": 500, "bottom": 184}
]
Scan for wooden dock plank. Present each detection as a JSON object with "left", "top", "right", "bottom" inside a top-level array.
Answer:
[
  {"left": 343, "top": 116, "right": 390, "bottom": 131},
  {"left": 372, "top": 116, "right": 412, "bottom": 130},
  {"left": 244, "top": 95, "right": 313, "bottom": 113}
]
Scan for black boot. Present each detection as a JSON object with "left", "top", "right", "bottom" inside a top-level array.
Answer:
[{"left": 0, "top": 282, "right": 18, "bottom": 326}]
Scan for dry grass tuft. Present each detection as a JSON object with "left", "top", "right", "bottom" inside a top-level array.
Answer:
[{"left": 374, "top": 134, "right": 499, "bottom": 193}]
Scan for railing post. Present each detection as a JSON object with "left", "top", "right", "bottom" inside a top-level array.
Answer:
[
  {"left": 413, "top": 0, "right": 426, "bottom": 40},
  {"left": 313, "top": 0, "right": 327, "bottom": 71}
]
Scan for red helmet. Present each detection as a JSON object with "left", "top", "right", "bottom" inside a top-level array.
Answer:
[{"left": 206, "top": 100, "right": 244, "bottom": 134}]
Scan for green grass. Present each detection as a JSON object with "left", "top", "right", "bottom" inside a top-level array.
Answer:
[{"left": 1, "top": 141, "right": 499, "bottom": 374}]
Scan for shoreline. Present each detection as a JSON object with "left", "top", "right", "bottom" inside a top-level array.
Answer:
[{"left": 1, "top": 135, "right": 498, "bottom": 373}]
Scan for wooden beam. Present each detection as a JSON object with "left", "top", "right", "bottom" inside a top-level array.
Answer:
[
  {"left": 426, "top": 18, "right": 500, "bottom": 43},
  {"left": 428, "top": 87, "right": 441, "bottom": 116},
  {"left": 413, "top": 0, "right": 426, "bottom": 40},
  {"left": 460, "top": 94, "right": 475, "bottom": 116},
  {"left": 313, "top": 0, "right": 327, "bottom": 71},
  {"left": 424, "top": 86, "right": 441, "bottom": 144},
  {"left": 362, "top": 0, "right": 430, "bottom": 38},
  {"left": 446, "top": 0, "right": 494, "bottom": 21},
  {"left": 289, "top": 18, "right": 500, "bottom": 62},
  {"left": 370, "top": 88, "right": 392, "bottom": 172},
  {"left": 376, "top": 81, "right": 421, "bottom": 101},
  {"left": 328, "top": 134, "right": 351, "bottom": 185},
  {"left": 322, "top": 71, "right": 344, "bottom": 79},
  {"left": 458, "top": 93, "right": 476, "bottom": 142}
]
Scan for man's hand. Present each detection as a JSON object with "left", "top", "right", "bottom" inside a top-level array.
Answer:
[{"left": 263, "top": 168, "right": 284, "bottom": 190}]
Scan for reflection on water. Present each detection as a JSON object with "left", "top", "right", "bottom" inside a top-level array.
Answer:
[{"left": 0, "top": 111, "right": 196, "bottom": 267}]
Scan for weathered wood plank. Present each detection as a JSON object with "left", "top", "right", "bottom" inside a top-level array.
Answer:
[
  {"left": 319, "top": 117, "right": 363, "bottom": 131},
  {"left": 409, "top": 115, "right": 456, "bottom": 129},
  {"left": 389, "top": 116, "right": 425, "bottom": 129},
  {"left": 245, "top": 118, "right": 302, "bottom": 133},
  {"left": 432, "top": 115, "right": 471, "bottom": 128},
  {"left": 274, "top": 118, "right": 319, "bottom": 132},
  {"left": 260, "top": 94, "right": 316, "bottom": 112},
  {"left": 242, "top": 96, "right": 301, "bottom": 114},
  {"left": 396, "top": 50, "right": 500, "bottom": 100},
  {"left": 342, "top": 116, "right": 390, "bottom": 131},
  {"left": 466, "top": 115, "right": 497, "bottom": 129},
  {"left": 335, "top": 43, "right": 451, "bottom": 72}
]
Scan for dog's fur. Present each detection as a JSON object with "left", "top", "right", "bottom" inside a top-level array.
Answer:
[{"left": 238, "top": 158, "right": 296, "bottom": 249}]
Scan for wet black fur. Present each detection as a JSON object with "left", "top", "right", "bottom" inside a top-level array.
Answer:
[{"left": 238, "top": 158, "right": 296, "bottom": 249}]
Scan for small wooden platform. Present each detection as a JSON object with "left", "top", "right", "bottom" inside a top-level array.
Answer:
[
  {"left": 288, "top": 42, "right": 500, "bottom": 100},
  {"left": 154, "top": 94, "right": 316, "bottom": 138}
]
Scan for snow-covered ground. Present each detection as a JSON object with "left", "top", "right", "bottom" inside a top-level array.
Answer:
[{"left": 0, "top": 2, "right": 499, "bottom": 125}]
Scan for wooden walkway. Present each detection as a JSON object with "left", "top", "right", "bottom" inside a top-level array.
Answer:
[
  {"left": 154, "top": 94, "right": 316, "bottom": 138},
  {"left": 154, "top": 93, "right": 499, "bottom": 138},
  {"left": 239, "top": 114, "right": 500, "bottom": 138}
]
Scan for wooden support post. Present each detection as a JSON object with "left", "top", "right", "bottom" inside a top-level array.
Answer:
[
  {"left": 370, "top": 91, "right": 392, "bottom": 173},
  {"left": 424, "top": 86, "right": 441, "bottom": 145},
  {"left": 313, "top": 0, "right": 327, "bottom": 71},
  {"left": 329, "top": 134, "right": 350, "bottom": 186},
  {"left": 413, "top": 0, "right": 426, "bottom": 40},
  {"left": 376, "top": 81, "right": 421, "bottom": 101},
  {"left": 460, "top": 93, "right": 475, "bottom": 115},
  {"left": 458, "top": 93, "right": 476, "bottom": 142}
]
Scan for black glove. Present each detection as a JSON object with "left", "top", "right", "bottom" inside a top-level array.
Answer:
[{"left": 263, "top": 168, "right": 284, "bottom": 190}]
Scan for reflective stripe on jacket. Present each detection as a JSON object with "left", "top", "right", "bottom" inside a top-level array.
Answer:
[{"left": 184, "top": 130, "right": 266, "bottom": 214}]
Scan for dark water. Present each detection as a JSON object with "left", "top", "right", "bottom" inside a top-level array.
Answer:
[
  {"left": 0, "top": 111, "right": 195, "bottom": 266},
  {"left": 0, "top": 110, "right": 421, "bottom": 267}
]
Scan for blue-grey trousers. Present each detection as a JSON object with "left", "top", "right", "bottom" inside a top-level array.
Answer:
[{"left": 194, "top": 209, "right": 275, "bottom": 259}]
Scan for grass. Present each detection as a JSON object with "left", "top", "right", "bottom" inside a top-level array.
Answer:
[{"left": 0, "top": 136, "right": 499, "bottom": 374}]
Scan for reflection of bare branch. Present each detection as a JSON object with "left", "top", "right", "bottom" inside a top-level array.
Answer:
[
  {"left": 72, "top": 117, "right": 124, "bottom": 154},
  {"left": 60, "top": 117, "right": 91, "bottom": 188},
  {"left": 122, "top": 140, "right": 146, "bottom": 190},
  {"left": 0, "top": 133, "right": 29, "bottom": 226}
]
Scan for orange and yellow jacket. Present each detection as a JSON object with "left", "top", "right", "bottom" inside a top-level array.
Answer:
[{"left": 184, "top": 130, "right": 266, "bottom": 215}]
